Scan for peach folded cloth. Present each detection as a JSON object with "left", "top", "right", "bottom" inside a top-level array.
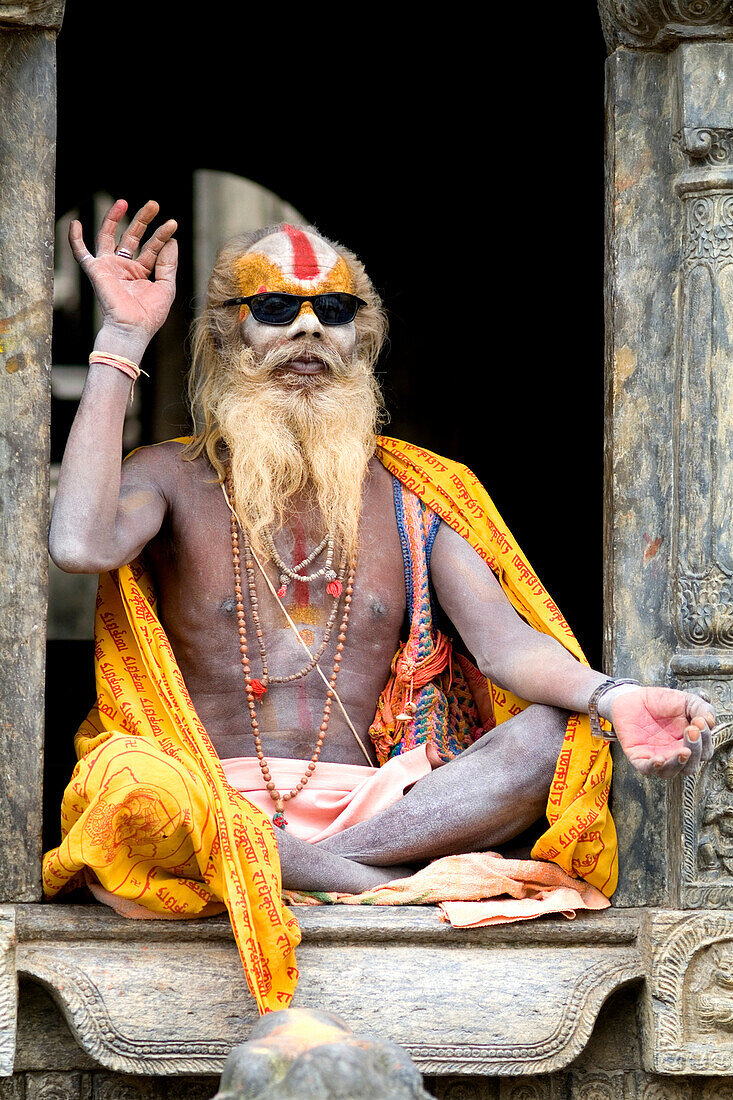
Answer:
[
  {"left": 220, "top": 744, "right": 433, "bottom": 843},
  {"left": 284, "top": 851, "right": 610, "bottom": 927}
]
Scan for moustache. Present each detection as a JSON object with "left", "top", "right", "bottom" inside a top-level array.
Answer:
[{"left": 257, "top": 340, "right": 353, "bottom": 380}]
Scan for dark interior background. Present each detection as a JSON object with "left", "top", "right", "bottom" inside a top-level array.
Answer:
[{"left": 45, "top": 2, "right": 610, "bottom": 846}]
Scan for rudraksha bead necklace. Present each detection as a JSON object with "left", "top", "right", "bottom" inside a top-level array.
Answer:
[
  {"left": 262, "top": 528, "right": 340, "bottom": 598},
  {"left": 228, "top": 482, "right": 356, "bottom": 829}
]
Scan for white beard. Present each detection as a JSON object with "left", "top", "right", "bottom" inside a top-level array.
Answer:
[{"left": 212, "top": 339, "right": 384, "bottom": 559}]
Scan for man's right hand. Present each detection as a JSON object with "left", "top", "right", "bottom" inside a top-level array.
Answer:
[{"left": 69, "top": 198, "right": 178, "bottom": 363}]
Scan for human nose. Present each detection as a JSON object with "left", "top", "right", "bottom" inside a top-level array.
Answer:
[{"left": 286, "top": 301, "right": 324, "bottom": 338}]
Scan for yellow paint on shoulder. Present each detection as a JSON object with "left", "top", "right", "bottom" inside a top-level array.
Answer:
[
  {"left": 119, "top": 490, "right": 158, "bottom": 514},
  {"left": 289, "top": 606, "right": 320, "bottom": 626}
]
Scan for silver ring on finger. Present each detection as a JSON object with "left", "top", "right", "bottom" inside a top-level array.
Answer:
[{"left": 115, "top": 247, "right": 134, "bottom": 259}]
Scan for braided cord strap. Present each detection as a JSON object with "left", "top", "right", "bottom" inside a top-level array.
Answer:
[{"left": 588, "top": 678, "right": 641, "bottom": 741}]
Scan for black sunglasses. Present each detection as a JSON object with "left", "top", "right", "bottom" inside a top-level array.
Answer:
[{"left": 221, "top": 291, "right": 366, "bottom": 326}]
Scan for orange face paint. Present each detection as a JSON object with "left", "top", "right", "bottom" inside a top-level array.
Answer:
[{"left": 233, "top": 225, "right": 353, "bottom": 322}]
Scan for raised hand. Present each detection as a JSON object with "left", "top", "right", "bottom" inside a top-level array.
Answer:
[
  {"left": 69, "top": 198, "right": 178, "bottom": 353},
  {"left": 610, "top": 686, "right": 715, "bottom": 778}
]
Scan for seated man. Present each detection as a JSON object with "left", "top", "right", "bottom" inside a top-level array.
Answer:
[{"left": 45, "top": 199, "right": 715, "bottom": 1012}]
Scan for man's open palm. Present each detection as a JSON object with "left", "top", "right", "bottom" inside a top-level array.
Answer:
[
  {"left": 69, "top": 198, "right": 178, "bottom": 338},
  {"left": 611, "top": 686, "right": 715, "bottom": 778}
]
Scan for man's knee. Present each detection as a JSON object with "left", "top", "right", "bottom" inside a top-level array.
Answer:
[
  {"left": 469, "top": 703, "right": 567, "bottom": 784},
  {"left": 527, "top": 704, "right": 570, "bottom": 779}
]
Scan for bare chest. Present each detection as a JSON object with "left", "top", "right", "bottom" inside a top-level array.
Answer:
[{"left": 145, "top": 460, "right": 409, "bottom": 762}]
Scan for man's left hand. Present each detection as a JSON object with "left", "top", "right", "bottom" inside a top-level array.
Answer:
[{"left": 609, "top": 687, "right": 715, "bottom": 777}]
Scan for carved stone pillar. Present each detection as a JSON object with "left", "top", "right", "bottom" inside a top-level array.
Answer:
[
  {"left": 601, "top": 5, "right": 733, "bottom": 906},
  {"left": 0, "top": 0, "right": 65, "bottom": 900}
]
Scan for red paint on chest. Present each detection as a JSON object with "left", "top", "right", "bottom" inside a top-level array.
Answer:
[
  {"left": 292, "top": 517, "right": 310, "bottom": 608},
  {"left": 282, "top": 223, "right": 321, "bottom": 281},
  {"left": 292, "top": 517, "right": 314, "bottom": 730}
]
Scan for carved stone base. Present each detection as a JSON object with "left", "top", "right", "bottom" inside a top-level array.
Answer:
[
  {"left": 9, "top": 904, "right": 733, "bottom": 1091},
  {"left": 3, "top": 1069, "right": 733, "bottom": 1099},
  {"left": 8, "top": 905, "right": 644, "bottom": 1079}
]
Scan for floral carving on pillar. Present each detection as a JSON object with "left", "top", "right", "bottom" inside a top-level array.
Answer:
[{"left": 672, "top": 171, "right": 733, "bottom": 654}]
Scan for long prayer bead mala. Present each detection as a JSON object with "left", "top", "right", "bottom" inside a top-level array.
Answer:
[{"left": 228, "top": 482, "right": 356, "bottom": 829}]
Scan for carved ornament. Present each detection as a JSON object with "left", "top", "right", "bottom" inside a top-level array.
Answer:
[
  {"left": 497, "top": 1080, "right": 567, "bottom": 1100},
  {"left": 599, "top": 0, "right": 733, "bottom": 52},
  {"left": 645, "top": 910, "right": 733, "bottom": 1072},
  {"left": 676, "top": 127, "right": 733, "bottom": 165},
  {"left": 567, "top": 1071, "right": 624, "bottom": 1099},
  {"left": 677, "top": 564, "right": 733, "bottom": 648},
  {"left": 681, "top": 724, "right": 733, "bottom": 907},
  {"left": 671, "top": 184, "right": 733, "bottom": 653}
]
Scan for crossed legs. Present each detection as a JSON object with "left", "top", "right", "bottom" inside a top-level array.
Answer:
[{"left": 277, "top": 704, "right": 568, "bottom": 893}]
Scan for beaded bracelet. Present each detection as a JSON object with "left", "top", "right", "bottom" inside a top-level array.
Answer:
[{"left": 88, "top": 352, "right": 148, "bottom": 404}]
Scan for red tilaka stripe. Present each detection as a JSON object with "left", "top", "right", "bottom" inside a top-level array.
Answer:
[
  {"left": 282, "top": 223, "right": 321, "bottom": 281},
  {"left": 292, "top": 516, "right": 309, "bottom": 608}
]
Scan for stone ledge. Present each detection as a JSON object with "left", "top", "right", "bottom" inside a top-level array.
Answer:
[
  {"left": 1, "top": 904, "right": 645, "bottom": 1079},
  {"left": 13, "top": 903, "right": 642, "bottom": 945}
]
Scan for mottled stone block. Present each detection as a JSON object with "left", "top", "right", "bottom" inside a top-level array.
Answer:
[
  {"left": 0, "top": 25, "right": 56, "bottom": 903},
  {"left": 603, "top": 46, "right": 680, "bottom": 908}
]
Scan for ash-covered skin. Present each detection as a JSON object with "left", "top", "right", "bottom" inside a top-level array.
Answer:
[{"left": 49, "top": 199, "right": 717, "bottom": 893}]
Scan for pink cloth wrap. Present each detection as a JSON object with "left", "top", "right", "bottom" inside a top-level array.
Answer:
[{"left": 220, "top": 744, "right": 433, "bottom": 842}]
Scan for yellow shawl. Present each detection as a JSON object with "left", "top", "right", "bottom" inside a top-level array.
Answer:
[
  {"left": 43, "top": 435, "right": 616, "bottom": 1014},
  {"left": 375, "top": 437, "right": 617, "bottom": 896}
]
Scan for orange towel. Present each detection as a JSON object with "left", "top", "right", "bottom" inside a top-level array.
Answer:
[{"left": 284, "top": 851, "right": 610, "bottom": 926}]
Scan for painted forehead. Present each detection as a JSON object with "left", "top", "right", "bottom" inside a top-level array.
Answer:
[{"left": 233, "top": 224, "right": 353, "bottom": 297}]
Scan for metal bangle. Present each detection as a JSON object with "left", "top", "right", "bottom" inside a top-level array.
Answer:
[{"left": 588, "top": 678, "right": 641, "bottom": 742}]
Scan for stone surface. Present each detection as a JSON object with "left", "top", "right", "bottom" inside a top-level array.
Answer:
[
  {"left": 0, "top": 26, "right": 56, "bottom": 903},
  {"left": 0, "top": 910, "right": 17, "bottom": 1078},
  {"left": 428, "top": 1079, "right": 498, "bottom": 1098},
  {"left": 569, "top": 987, "right": 641, "bottom": 1073},
  {"left": 11, "top": 905, "right": 643, "bottom": 1078},
  {"left": 603, "top": 45, "right": 681, "bottom": 908},
  {"left": 497, "top": 1079, "right": 567, "bottom": 1099},
  {"left": 0, "top": 1, "right": 65, "bottom": 29},
  {"left": 604, "top": 37, "right": 733, "bottom": 912},
  {"left": 14, "top": 981, "right": 98, "bottom": 1072}
]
